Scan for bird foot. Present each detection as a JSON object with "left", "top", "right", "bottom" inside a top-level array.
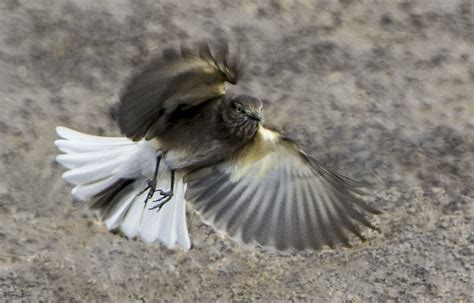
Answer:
[
  {"left": 138, "top": 179, "right": 157, "bottom": 206},
  {"left": 149, "top": 190, "right": 174, "bottom": 211}
]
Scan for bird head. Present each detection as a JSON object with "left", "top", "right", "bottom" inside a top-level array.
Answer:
[{"left": 221, "top": 95, "right": 263, "bottom": 140}]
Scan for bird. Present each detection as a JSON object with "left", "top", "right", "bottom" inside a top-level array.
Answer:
[{"left": 55, "top": 41, "right": 380, "bottom": 251}]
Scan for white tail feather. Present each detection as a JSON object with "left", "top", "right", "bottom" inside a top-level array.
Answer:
[
  {"left": 56, "top": 126, "right": 131, "bottom": 144},
  {"left": 71, "top": 176, "right": 119, "bottom": 201},
  {"left": 55, "top": 139, "right": 134, "bottom": 153},
  {"left": 103, "top": 189, "right": 137, "bottom": 230},
  {"left": 56, "top": 148, "right": 133, "bottom": 169},
  {"left": 55, "top": 126, "right": 191, "bottom": 250},
  {"left": 62, "top": 157, "right": 127, "bottom": 185}
]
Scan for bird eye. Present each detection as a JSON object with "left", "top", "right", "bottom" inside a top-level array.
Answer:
[{"left": 231, "top": 102, "right": 243, "bottom": 113}]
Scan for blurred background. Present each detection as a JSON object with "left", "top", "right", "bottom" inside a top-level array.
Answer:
[{"left": 0, "top": 0, "right": 472, "bottom": 301}]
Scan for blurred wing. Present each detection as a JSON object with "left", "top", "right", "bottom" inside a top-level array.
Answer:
[
  {"left": 185, "top": 127, "right": 380, "bottom": 251},
  {"left": 119, "top": 41, "right": 241, "bottom": 141}
]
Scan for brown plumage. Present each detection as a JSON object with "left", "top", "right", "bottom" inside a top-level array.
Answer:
[
  {"left": 57, "top": 40, "right": 380, "bottom": 251},
  {"left": 116, "top": 40, "right": 380, "bottom": 250},
  {"left": 118, "top": 41, "right": 241, "bottom": 141}
]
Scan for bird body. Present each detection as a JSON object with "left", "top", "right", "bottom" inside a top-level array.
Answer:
[
  {"left": 155, "top": 96, "right": 258, "bottom": 171},
  {"left": 55, "top": 41, "right": 380, "bottom": 251}
]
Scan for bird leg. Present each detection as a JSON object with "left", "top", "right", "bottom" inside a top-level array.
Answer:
[
  {"left": 138, "top": 154, "right": 162, "bottom": 207},
  {"left": 149, "top": 169, "right": 175, "bottom": 211}
]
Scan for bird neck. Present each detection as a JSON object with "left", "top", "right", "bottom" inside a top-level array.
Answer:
[{"left": 220, "top": 115, "right": 258, "bottom": 142}]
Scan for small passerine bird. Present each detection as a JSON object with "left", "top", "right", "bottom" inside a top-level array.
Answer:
[{"left": 55, "top": 41, "right": 380, "bottom": 251}]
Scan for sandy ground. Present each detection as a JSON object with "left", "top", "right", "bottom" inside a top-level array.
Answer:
[{"left": 0, "top": 0, "right": 473, "bottom": 301}]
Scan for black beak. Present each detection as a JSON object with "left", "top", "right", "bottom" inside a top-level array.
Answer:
[{"left": 246, "top": 112, "right": 261, "bottom": 122}]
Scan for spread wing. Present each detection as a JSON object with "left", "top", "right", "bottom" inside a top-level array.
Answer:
[
  {"left": 118, "top": 41, "right": 241, "bottom": 141},
  {"left": 185, "top": 127, "right": 380, "bottom": 251}
]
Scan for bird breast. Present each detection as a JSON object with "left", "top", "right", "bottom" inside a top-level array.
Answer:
[{"left": 224, "top": 117, "right": 259, "bottom": 140}]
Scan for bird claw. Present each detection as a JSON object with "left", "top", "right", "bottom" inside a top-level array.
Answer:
[
  {"left": 139, "top": 179, "right": 157, "bottom": 206},
  {"left": 148, "top": 190, "right": 174, "bottom": 211}
]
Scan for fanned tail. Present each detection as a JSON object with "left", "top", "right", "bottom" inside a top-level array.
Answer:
[{"left": 55, "top": 126, "right": 191, "bottom": 249}]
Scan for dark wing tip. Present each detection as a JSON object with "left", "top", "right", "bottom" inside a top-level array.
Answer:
[
  {"left": 117, "top": 39, "right": 243, "bottom": 140},
  {"left": 303, "top": 153, "right": 382, "bottom": 216},
  {"left": 192, "top": 39, "right": 242, "bottom": 85},
  {"left": 117, "top": 40, "right": 242, "bottom": 140}
]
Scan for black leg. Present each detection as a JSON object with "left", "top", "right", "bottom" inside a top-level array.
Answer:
[
  {"left": 149, "top": 169, "right": 175, "bottom": 211},
  {"left": 138, "top": 154, "right": 162, "bottom": 206}
]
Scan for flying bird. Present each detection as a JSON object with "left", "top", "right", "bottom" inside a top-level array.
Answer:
[{"left": 55, "top": 41, "right": 380, "bottom": 251}]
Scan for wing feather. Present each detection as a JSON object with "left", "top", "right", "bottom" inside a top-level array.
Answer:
[
  {"left": 300, "top": 179, "right": 323, "bottom": 249},
  {"left": 185, "top": 127, "right": 380, "bottom": 251},
  {"left": 240, "top": 181, "right": 274, "bottom": 244},
  {"left": 292, "top": 174, "right": 310, "bottom": 249},
  {"left": 218, "top": 181, "right": 260, "bottom": 236},
  {"left": 248, "top": 171, "right": 282, "bottom": 247},
  {"left": 225, "top": 183, "right": 262, "bottom": 238},
  {"left": 118, "top": 41, "right": 240, "bottom": 140},
  {"left": 309, "top": 177, "right": 334, "bottom": 248}
]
